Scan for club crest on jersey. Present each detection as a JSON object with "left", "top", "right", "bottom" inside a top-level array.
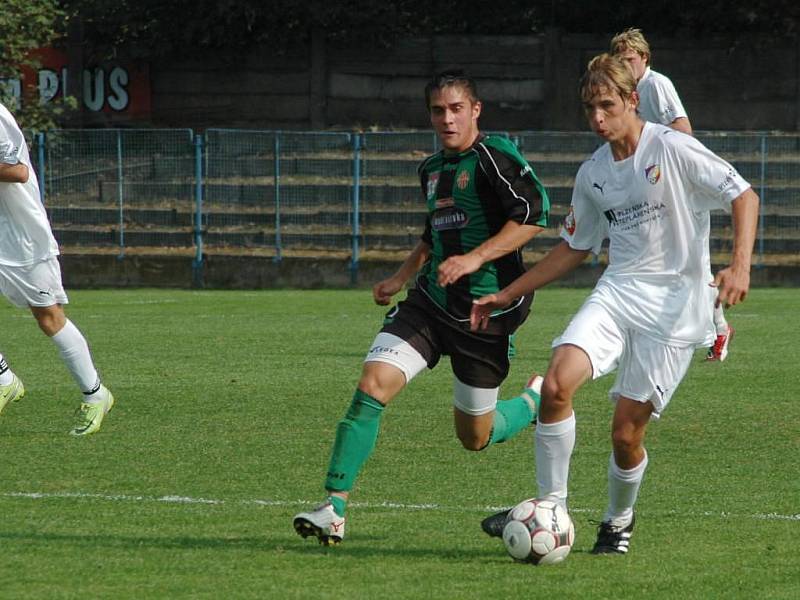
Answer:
[
  {"left": 645, "top": 164, "right": 661, "bottom": 185},
  {"left": 456, "top": 170, "right": 470, "bottom": 190},
  {"left": 427, "top": 172, "right": 440, "bottom": 199},
  {"left": 563, "top": 206, "right": 576, "bottom": 235}
]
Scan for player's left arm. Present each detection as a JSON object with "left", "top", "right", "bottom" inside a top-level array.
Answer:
[
  {"left": 669, "top": 116, "right": 693, "bottom": 135},
  {"left": 714, "top": 188, "right": 760, "bottom": 307},
  {"left": 656, "top": 76, "right": 692, "bottom": 135},
  {"left": 437, "top": 221, "right": 543, "bottom": 287}
]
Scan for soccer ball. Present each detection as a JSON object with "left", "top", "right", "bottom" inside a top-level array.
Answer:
[{"left": 502, "top": 498, "right": 575, "bottom": 565}]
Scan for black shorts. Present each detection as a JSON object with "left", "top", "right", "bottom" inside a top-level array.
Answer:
[{"left": 379, "top": 289, "right": 526, "bottom": 388}]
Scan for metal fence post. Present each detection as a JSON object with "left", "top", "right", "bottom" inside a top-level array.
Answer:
[
  {"left": 192, "top": 132, "right": 205, "bottom": 287},
  {"left": 274, "top": 131, "right": 282, "bottom": 262},
  {"left": 758, "top": 133, "right": 766, "bottom": 269},
  {"left": 350, "top": 133, "right": 362, "bottom": 284},
  {"left": 36, "top": 132, "right": 46, "bottom": 204},
  {"left": 116, "top": 130, "right": 125, "bottom": 258}
]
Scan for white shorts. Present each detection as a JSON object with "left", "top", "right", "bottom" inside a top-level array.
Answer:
[
  {"left": 0, "top": 257, "right": 68, "bottom": 308},
  {"left": 553, "top": 301, "right": 694, "bottom": 418},
  {"left": 365, "top": 332, "right": 498, "bottom": 416}
]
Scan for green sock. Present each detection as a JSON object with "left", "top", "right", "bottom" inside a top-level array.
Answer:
[
  {"left": 327, "top": 495, "right": 347, "bottom": 518},
  {"left": 488, "top": 388, "right": 540, "bottom": 445},
  {"left": 325, "top": 389, "right": 385, "bottom": 494},
  {"left": 507, "top": 333, "right": 517, "bottom": 359}
]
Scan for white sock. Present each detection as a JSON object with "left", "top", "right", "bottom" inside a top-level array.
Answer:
[
  {"left": 0, "top": 354, "right": 14, "bottom": 385},
  {"left": 604, "top": 451, "right": 649, "bottom": 527},
  {"left": 51, "top": 320, "right": 100, "bottom": 394},
  {"left": 713, "top": 303, "right": 728, "bottom": 335},
  {"left": 535, "top": 412, "right": 576, "bottom": 508}
]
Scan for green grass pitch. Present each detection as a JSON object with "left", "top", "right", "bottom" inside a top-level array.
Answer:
[{"left": 0, "top": 288, "right": 797, "bottom": 599}]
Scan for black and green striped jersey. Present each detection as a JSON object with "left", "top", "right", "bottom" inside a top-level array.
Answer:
[{"left": 416, "top": 134, "right": 550, "bottom": 327}]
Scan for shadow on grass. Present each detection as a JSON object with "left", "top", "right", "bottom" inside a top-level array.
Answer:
[{"left": 0, "top": 530, "right": 506, "bottom": 560}]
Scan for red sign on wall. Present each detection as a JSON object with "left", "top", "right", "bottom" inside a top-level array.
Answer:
[{"left": 17, "top": 48, "right": 151, "bottom": 118}]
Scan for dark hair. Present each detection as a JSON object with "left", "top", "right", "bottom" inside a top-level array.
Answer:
[{"left": 424, "top": 69, "right": 479, "bottom": 108}]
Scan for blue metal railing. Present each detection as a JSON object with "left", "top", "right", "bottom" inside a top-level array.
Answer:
[{"left": 25, "top": 128, "right": 799, "bottom": 286}]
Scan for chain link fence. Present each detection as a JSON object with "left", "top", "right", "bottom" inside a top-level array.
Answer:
[
  {"left": 32, "top": 129, "right": 196, "bottom": 254},
  {"left": 24, "top": 129, "right": 800, "bottom": 277}
]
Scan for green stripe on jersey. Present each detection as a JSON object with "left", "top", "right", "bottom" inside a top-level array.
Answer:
[{"left": 417, "top": 134, "right": 549, "bottom": 321}]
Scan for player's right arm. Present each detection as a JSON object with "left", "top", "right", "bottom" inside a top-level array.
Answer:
[
  {"left": 0, "top": 137, "right": 29, "bottom": 183},
  {"left": 470, "top": 241, "right": 589, "bottom": 330},
  {"left": 373, "top": 240, "right": 431, "bottom": 306},
  {"left": 470, "top": 161, "right": 604, "bottom": 330},
  {"left": 0, "top": 162, "right": 28, "bottom": 183}
]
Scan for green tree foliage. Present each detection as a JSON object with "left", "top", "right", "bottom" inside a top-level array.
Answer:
[{"left": 0, "top": 0, "right": 74, "bottom": 129}]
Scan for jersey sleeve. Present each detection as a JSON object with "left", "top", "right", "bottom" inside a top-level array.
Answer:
[
  {"left": 0, "top": 120, "right": 25, "bottom": 166},
  {"left": 672, "top": 134, "right": 751, "bottom": 212},
  {"left": 652, "top": 76, "right": 688, "bottom": 125},
  {"left": 477, "top": 140, "right": 550, "bottom": 228},
  {"left": 560, "top": 163, "right": 607, "bottom": 253},
  {"left": 0, "top": 104, "right": 29, "bottom": 166},
  {"left": 421, "top": 215, "right": 433, "bottom": 246},
  {"left": 418, "top": 158, "right": 433, "bottom": 245}
]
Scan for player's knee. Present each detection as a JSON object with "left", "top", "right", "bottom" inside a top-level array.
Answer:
[
  {"left": 357, "top": 373, "right": 393, "bottom": 404},
  {"left": 611, "top": 427, "right": 641, "bottom": 458},
  {"left": 541, "top": 375, "right": 573, "bottom": 412},
  {"left": 30, "top": 305, "right": 66, "bottom": 337},
  {"left": 34, "top": 313, "right": 60, "bottom": 336},
  {"left": 457, "top": 430, "right": 490, "bottom": 451}
]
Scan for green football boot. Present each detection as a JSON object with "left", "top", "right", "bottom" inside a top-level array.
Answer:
[
  {"left": 0, "top": 374, "right": 25, "bottom": 415},
  {"left": 70, "top": 385, "right": 115, "bottom": 436}
]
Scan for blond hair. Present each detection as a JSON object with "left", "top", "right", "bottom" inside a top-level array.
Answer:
[
  {"left": 610, "top": 27, "right": 651, "bottom": 64},
  {"left": 580, "top": 53, "right": 638, "bottom": 104}
]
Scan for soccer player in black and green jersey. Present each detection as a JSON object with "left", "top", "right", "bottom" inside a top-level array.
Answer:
[{"left": 293, "top": 70, "right": 550, "bottom": 545}]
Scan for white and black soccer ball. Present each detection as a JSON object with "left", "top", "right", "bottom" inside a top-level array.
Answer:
[{"left": 502, "top": 498, "right": 575, "bottom": 565}]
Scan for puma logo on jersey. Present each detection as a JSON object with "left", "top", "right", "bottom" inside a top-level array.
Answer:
[{"left": 592, "top": 181, "right": 606, "bottom": 194}]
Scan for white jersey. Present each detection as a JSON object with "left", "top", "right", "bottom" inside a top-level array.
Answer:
[
  {"left": 561, "top": 122, "right": 750, "bottom": 346},
  {"left": 637, "top": 67, "right": 688, "bottom": 126},
  {"left": 0, "top": 103, "right": 59, "bottom": 267}
]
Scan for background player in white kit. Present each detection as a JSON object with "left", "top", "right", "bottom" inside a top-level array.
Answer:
[
  {"left": 610, "top": 27, "right": 734, "bottom": 362},
  {"left": 0, "top": 102, "right": 115, "bottom": 435},
  {"left": 471, "top": 54, "right": 758, "bottom": 554}
]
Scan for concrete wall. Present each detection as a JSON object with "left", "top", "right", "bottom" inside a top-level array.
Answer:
[{"left": 148, "top": 31, "right": 800, "bottom": 131}]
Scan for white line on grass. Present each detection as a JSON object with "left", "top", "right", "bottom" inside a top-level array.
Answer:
[{"left": 3, "top": 491, "right": 799, "bottom": 522}]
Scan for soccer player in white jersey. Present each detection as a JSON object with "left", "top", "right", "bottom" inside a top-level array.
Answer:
[
  {"left": 611, "top": 27, "right": 734, "bottom": 362},
  {"left": 471, "top": 54, "right": 758, "bottom": 554},
  {"left": 0, "top": 102, "right": 115, "bottom": 435}
]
